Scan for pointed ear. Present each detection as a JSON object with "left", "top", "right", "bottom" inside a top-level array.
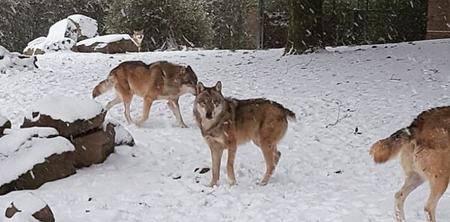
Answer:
[
  {"left": 140, "top": 29, "right": 144, "bottom": 32},
  {"left": 197, "top": 82, "right": 205, "bottom": 94},
  {"left": 214, "top": 81, "right": 222, "bottom": 93},
  {"left": 186, "top": 65, "right": 193, "bottom": 73}
]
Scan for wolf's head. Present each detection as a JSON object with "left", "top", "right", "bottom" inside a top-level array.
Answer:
[
  {"left": 132, "top": 29, "right": 144, "bottom": 44},
  {"left": 194, "top": 81, "right": 226, "bottom": 120},
  {"left": 179, "top": 65, "right": 198, "bottom": 94}
]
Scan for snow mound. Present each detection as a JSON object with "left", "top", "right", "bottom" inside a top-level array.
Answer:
[
  {"left": 76, "top": 34, "right": 137, "bottom": 49},
  {"left": 28, "top": 96, "right": 103, "bottom": 123},
  {"left": 0, "top": 45, "right": 38, "bottom": 74},
  {"left": 0, "top": 127, "right": 74, "bottom": 186},
  {"left": 10, "top": 192, "right": 48, "bottom": 215},
  {"left": 67, "top": 14, "right": 98, "bottom": 40},
  {"left": 23, "top": 14, "right": 98, "bottom": 55}
]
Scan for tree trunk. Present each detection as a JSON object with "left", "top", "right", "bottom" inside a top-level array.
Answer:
[{"left": 285, "top": 0, "right": 324, "bottom": 54}]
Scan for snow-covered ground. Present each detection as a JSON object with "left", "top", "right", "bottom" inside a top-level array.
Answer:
[{"left": 1, "top": 39, "right": 450, "bottom": 222}]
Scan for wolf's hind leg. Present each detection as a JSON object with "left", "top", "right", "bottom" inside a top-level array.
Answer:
[
  {"left": 424, "top": 176, "right": 449, "bottom": 222},
  {"left": 136, "top": 96, "right": 154, "bottom": 126},
  {"left": 106, "top": 95, "right": 121, "bottom": 110},
  {"left": 259, "top": 142, "right": 276, "bottom": 186},
  {"left": 394, "top": 171, "right": 424, "bottom": 222}
]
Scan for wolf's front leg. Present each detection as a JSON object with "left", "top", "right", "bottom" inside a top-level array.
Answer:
[
  {"left": 167, "top": 98, "right": 188, "bottom": 128},
  {"left": 226, "top": 143, "right": 237, "bottom": 185},
  {"left": 208, "top": 144, "right": 224, "bottom": 187}
]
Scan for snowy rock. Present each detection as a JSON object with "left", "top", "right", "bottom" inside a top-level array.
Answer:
[
  {"left": 22, "top": 96, "right": 106, "bottom": 137},
  {"left": 23, "top": 14, "right": 98, "bottom": 55},
  {"left": 0, "top": 115, "right": 11, "bottom": 137},
  {"left": 0, "top": 128, "right": 75, "bottom": 195},
  {"left": 5, "top": 192, "right": 55, "bottom": 222},
  {"left": 0, "top": 45, "right": 38, "bottom": 74},
  {"left": 67, "top": 14, "right": 98, "bottom": 41},
  {"left": 71, "top": 123, "right": 115, "bottom": 168},
  {"left": 74, "top": 34, "right": 139, "bottom": 54},
  {"left": 108, "top": 119, "right": 135, "bottom": 147}
]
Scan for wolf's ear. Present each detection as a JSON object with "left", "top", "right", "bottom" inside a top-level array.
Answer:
[
  {"left": 197, "top": 82, "right": 205, "bottom": 94},
  {"left": 186, "top": 65, "right": 193, "bottom": 73},
  {"left": 214, "top": 81, "right": 222, "bottom": 93}
]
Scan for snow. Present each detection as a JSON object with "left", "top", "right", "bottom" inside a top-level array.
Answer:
[
  {"left": 0, "top": 127, "right": 74, "bottom": 186},
  {"left": 10, "top": 192, "right": 48, "bottom": 214},
  {"left": 23, "top": 14, "right": 98, "bottom": 54},
  {"left": 5, "top": 212, "right": 39, "bottom": 222},
  {"left": 27, "top": 96, "right": 103, "bottom": 123},
  {"left": 0, "top": 45, "right": 37, "bottom": 74},
  {"left": 67, "top": 14, "right": 98, "bottom": 39},
  {"left": 0, "top": 115, "right": 7, "bottom": 126},
  {"left": 76, "top": 34, "right": 136, "bottom": 49},
  {"left": 0, "top": 39, "right": 450, "bottom": 221}
]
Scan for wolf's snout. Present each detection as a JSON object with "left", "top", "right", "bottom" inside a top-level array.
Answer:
[{"left": 206, "top": 111, "right": 213, "bottom": 119}]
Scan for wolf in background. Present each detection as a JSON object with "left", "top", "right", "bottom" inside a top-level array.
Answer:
[
  {"left": 371, "top": 106, "right": 450, "bottom": 222},
  {"left": 132, "top": 29, "right": 144, "bottom": 52},
  {"left": 194, "top": 81, "right": 296, "bottom": 186},
  {"left": 93, "top": 60, "right": 197, "bottom": 127}
]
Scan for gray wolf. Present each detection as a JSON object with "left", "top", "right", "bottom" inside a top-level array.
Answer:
[
  {"left": 132, "top": 29, "right": 144, "bottom": 52},
  {"left": 194, "top": 81, "right": 296, "bottom": 186},
  {"left": 371, "top": 106, "right": 450, "bottom": 222},
  {"left": 93, "top": 61, "right": 197, "bottom": 127}
]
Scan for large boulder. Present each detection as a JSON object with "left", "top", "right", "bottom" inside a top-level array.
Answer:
[
  {"left": 0, "top": 115, "right": 11, "bottom": 137},
  {"left": 21, "top": 96, "right": 106, "bottom": 137},
  {"left": 0, "top": 96, "right": 118, "bottom": 195},
  {"left": 5, "top": 192, "right": 55, "bottom": 222},
  {"left": 72, "top": 123, "right": 115, "bottom": 168},
  {"left": 0, "top": 128, "right": 75, "bottom": 195},
  {"left": 73, "top": 34, "right": 139, "bottom": 54}
]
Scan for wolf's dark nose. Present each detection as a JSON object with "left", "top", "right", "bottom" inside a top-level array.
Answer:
[{"left": 206, "top": 111, "right": 213, "bottom": 119}]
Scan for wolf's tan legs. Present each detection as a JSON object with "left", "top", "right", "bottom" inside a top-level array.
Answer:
[
  {"left": 424, "top": 177, "right": 449, "bottom": 222},
  {"left": 167, "top": 97, "right": 188, "bottom": 128},
  {"left": 226, "top": 143, "right": 237, "bottom": 185},
  {"left": 394, "top": 171, "right": 424, "bottom": 222},
  {"left": 207, "top": 141, "right": 224, "bottom": 187},
  {"left": 122, "top": 95, "right": 133, "bottom": 125},
  {"left": 106, "top": 96, "right": 121, "bottom": 110},
  {"left": 136, "top": 96, "right": 154, "bottom": 126},
  {"left": 260, "top": 143, "right": 276, "bottom": 186}
]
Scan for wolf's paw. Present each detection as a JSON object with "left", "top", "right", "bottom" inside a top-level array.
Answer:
[
  {"left": 207, "top": 181, "right": 218, "bottom": 187},
  {"left": 258, "top": 180, "right": 268, "bottom": 186},
  {"left": 180, "top": 124, "right": 188, "bottom": 128},
  {"left": 227, "top": 178, "right": 236, "bottom": 186}
]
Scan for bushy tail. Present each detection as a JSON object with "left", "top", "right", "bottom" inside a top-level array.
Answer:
[
  {"left": 284, "top": 108, "right": 297, "bottom": 122},
  {"left": 92, "top": 75, "right": 115, "bottom": 98},
  {"left": 370, "top": 128, "right": 412, "bottom": 163}
]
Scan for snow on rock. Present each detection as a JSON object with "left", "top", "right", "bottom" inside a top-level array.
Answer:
[
  {"left": 107, "top": 119, "right": 135, "bottom": 146},
  {"left": 76, "top": 34, "right": 137, "bottom": 49},
  {"left": 3, "top": 192, "right": 55, "bottom": 222},
  {"left": 4, "top": 212, "right": 40, "bottom": 222},
  {"left": 8, "top": 192, "right": 47, "bottom": 215},
  {"left": 27, "top": 96, "right": 103, "bottom": 123},
  {"left": 0, "top": 127, "right": 74, "bottom": 186},
  {"left": 0, "top": 45, "right": 38, "bottom": 74},
  {"left": 23, "top": 14, "right": 98, "bottom": 55},
  {"left": 67, "top": 14, "right": 98, "bottom": 40}
]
